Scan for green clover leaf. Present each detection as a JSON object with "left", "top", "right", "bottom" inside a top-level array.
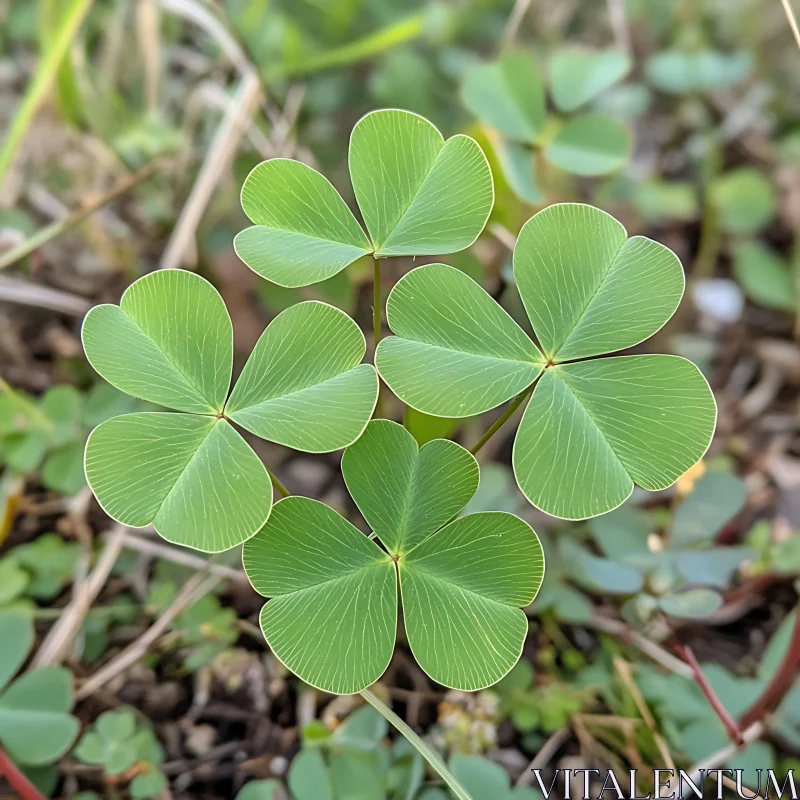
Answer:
[
  {"left": 234, "top": 109, "right": 494, "bottom": 287},
  {"left": 548, "top": 49, "right": 631, "bottom": 112},
  {"left": 376, "top": 203, "right": 717, "bottom": 520},
  {"left": 243, "top": 420, "right": 544, "bottom": 694},
  {"left": 460, "top": 49, "right": 631, "bottom": 196},
  {"left": 0, "top": 612, "right": 79, "bottom": 767},
  {"left": 83, "top": 270, "right": 378, "bottom": 552}
]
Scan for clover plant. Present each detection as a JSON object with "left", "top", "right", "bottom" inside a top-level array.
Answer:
[
  {"left": 74, "top": 708, "right": 167, "bottom": 799},
  {"left": 376, "top": 202, "right": 717, "bottom": 519},
  {"left": 460, "top": 49, "right": 632, "bottom": 202},
  {"left": 0, "top": 611, "right": 79, "bottom": 769},
  {"left": 80, "top": 111, "right": 716, "bottom": 794}
]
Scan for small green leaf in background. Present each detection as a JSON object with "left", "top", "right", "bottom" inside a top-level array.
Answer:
[
  {"left": 543, "top": 114, "right": 631, "bottom": 176},
  {"left": 75, "top": 708, "right": 167, "bottom": 798},
  {"left": 0, "top": 612, "right": 79, "bottom": 766},
  {"left": 288, "top": 748, "right": 334, "bottom": 800},
  {"left": 0, "top": 559, "right": 30, "bottom": 606},
  {"left": 658, "top": 588, "right": 723, "bottom": 619},
  {"left": 492, "top": 138, "right": 542, "bottom": 205},
  {"left": 560, "top": 539, "right": 644, "bottom": 595},
  {"left": 245, "top": 422, "right": 543, "bottom": 693},
  {"left": 450, "top": 754, "right": 541, "bottom": 800},
  {"left": 670, "top": 470, "right": 747, "bottom": 546},
  {"left": 225, "top": 301, "right": 378, "bottom": 452},
  {"left": 710, "top": 168, "right": 777, "bottom": 235},
  {"left": 234, "top": 159, "right": 372, "bottom": 288},
  {"left": 646, "top": 49, "right": 753, "bottom": 94},
  {"left": 235, "top": 779, "right": 283, "bottom": 800},
  {"left": 403, "top": 406, "right": 460, "bottom": 446},
  {"left": 377, "top": 203, "right": 716, "bottom": 520},
  {"left": 734, "top": 241, "right": 796, "bottom": 312},
  {"left": 350, "top": 109, "right": 493, "bottom": 257},
  {"left": 460, "top": 51, "right": 546, "bottom": 142},
  {"left": 11, "top": 532, "right": 80, "bottom": 599},
  {"left": 548, "top": 48, "right": 630, "bottom": 112}
]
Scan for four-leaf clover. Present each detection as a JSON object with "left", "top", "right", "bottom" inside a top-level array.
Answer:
[
  {"left": 242, "top": 420, "right": 544, "bottom": 694},
  {"left": 234, "top": 109, "right": 494, "bottom": 288},
  {"left": 376, "top": 203, "right": 717, "bottom": 520},
  {"left": 82, "top": 269, "right": 378, "bottom": 552}
]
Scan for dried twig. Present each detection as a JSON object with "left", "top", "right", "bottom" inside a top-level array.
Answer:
[
  {"left": 504, "top": 0, "right": 534, "bottom": 45},
  {"left": 587, "top": 614, "right": 694, "bottom": 678},
  {"left": 113, "top": 529, "right": 249, "bottom": 585},
  {"left": 159, "top": 71, "right": 261, "bottom": 270},
  {"left": 0, "top": 161, "right": 160, "bottom": 271},
  {"left": 76, "top": 569, "right": 221, "bottom": 700},
  {"left": 680, "top": 644, "right": 744, "bottom": 745},
  {"left": 515, "top": 727, "right": 571, "bottom": 787},
  {"left": 779, "top": 0, "right": 800, "bottom": 51},
  {"left": 0, "top": 276, "right": 91, "bottom": 316},
  {"left": 606, "top": 0, "right": 632, "bottom": 54},
  {"left": 32, "top": 524, "right": 126, "bottom": 668}
]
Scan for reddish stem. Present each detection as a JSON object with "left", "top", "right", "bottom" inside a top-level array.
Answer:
[
  {"left": 740, "top": 606, "right": 800, "bottom": 728},
  {"left": 680, "top": 644, "right": 745, "bottom": 745},
  {"left": 0, "top": 746, "right": 46, "bottom": 800}
]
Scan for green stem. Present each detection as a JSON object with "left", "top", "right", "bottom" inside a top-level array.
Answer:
[
  {"left": 0, "top": 377, "right": 53, "bottom": 432},
  {"left": 470, "top": 384, "right": 534, "bottom": 456},
  {"left": 373, "top": 255, "right": 383, "bottom": 418},
  {"left": 268, "top": 468, "right": 290, "bottom": 499},
  {"left": 360, "top": 688, "right": 472, "bottom": 800},
  {"left": 0, "top": 0, "right": 95, "bottom": 184},
  {"left": 0, "top": 162, "right": 160, "bottom": 271}
]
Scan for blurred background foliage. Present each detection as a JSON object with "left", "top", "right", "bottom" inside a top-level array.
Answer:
[{"left": 2, "top": 0, "right": 800, "bottom": 797}]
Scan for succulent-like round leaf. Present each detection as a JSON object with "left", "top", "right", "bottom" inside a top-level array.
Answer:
[
  {"left": 709, "top": 168, "right": 777, "bottom": 236},
  {"left": 243, "top": 497, "right": 396, "bottom": 695},
  {"left": 658, "top": 589, "right": 723, "bottom": 620},
  {"left": 342, "top": 420, "right": 479, "bottom": 556},
  {"left": 549, "top": 49, "right": 630, "bottom": 112},
  {"left": 0, "top": 613, "right": 33, "bottom": 693},
  {"left": 349, "top": 110, "right": 493, "bottom": 257},
  {"left": 543, "top": 114, "right": 630, "bottom": 176},
  {"left": 0, "top": 668, "right": 79, "bottom": 766},
  {"left": 514, "top": 204, "right": 685, "bottom": 361},
  {"left": 460, "top": 52, "right": 546, "bottom": 143},
  {"left": 85, "top": 413, "right": 272, "bottom": 552},
  {"left": 734, "top": 241, "right": 796, "bottom": 312},
  {"left": 225, "top": 302, "right": 378, "bottom": 452},
  {"left": 513, "top": 356, "right": 717, "bottom": 519},
  {"left": 376, "top": 264, "right": 543, "bottom": 417},
  {"left": 82, "top": 270, "right": 232, "bottom": 414},
  {"left": 234, "top": 159, "right": 372, "bottom": 288},
  {"left": 400, "top": 512, "right": 543, "bottom": 690}
]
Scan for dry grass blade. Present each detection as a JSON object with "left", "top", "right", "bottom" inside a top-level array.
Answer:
[
  {"left": 159, "top": 71, "right": 261, "bottom": 270},
  {"left": 32, "top": 523, "right": 126, "bottom": 668},
  {"left": 0, "top": 276, "right": 91, "bottom": 316},
  {"left": 779, "top": 0, "right": 800, "bottom": 50},
  {"left": 76, "top": 570, "right": 222, "bottom": 700}
]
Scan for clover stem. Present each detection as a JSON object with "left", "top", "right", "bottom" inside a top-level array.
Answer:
[
  {"left": 360, "top": 688, "right": 472, "bottom": 800},
  {"left": 0, "top": 746, "right": 46, "bottom": 800},
  {"left": 373, "top": 255, "right": 384, "bottom": 418},
  {"left": 469, "top": 383, "right": 535, "bottom": 456},
  {"left": 267, "top": 468, "right": 290, "bottom": 499}
]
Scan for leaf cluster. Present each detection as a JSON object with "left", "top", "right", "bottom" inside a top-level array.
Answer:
[
  {"left": 74, "top": 708, "right": 168, "bottom": 799},
  {"left": 460, "top": 48, "right": 632, "bottom": 202}
]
